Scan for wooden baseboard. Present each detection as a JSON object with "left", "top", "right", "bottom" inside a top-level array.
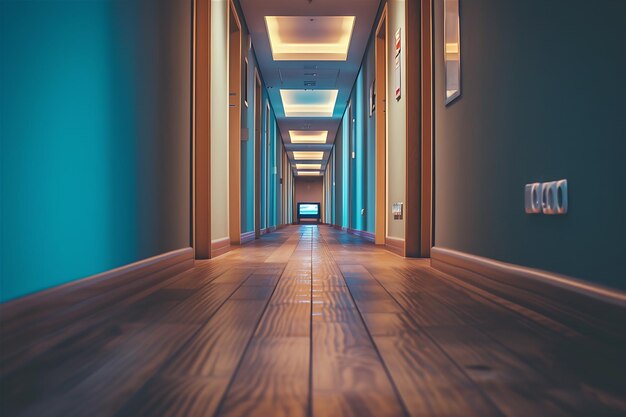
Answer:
[
  {"left": 211, "top": 237, "right": 231, "bottom": 257},
  {"left": 385, "top": 236, "right": 405, "bottom": 256},
  {"left": 1, "top": 247, "right": 193, "bottom": 312},
  {"left": 0, "top": 248, "right": 194, "bottom": 366},
  {"left": 347, "top": 228, "right": 375, "bottom": 243},
  {"left": 240, "top": 231, "right": 256, "bottom": 244},
  {"left": 431, "top": 247, "right": 626, "bottom": 342},
  {"left": 332, "top": 224, "right": 343, "bottom": 231}
]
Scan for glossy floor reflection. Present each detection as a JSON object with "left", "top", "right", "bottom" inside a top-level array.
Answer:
[{"left": 1, "top": 225, "right": 624, "bottom": 417}]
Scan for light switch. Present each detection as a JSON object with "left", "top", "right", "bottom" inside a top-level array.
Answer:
[
  {"left": 392, "top": 202, "right": 403, "bottom": 219},
  {"left": 524, "top": 183, "right": 542, "bottom": 214}
]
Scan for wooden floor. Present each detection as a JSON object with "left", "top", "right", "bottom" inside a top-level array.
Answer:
[{"left": 1, "top": 225, "right": 625, "bottom": 417}]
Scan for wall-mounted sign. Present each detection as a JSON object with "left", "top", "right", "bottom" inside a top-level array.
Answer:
[
  {"left": 395, "top": 28, "right": 401, "bottom": 54},
  {"left": 394, "top": 28, "right": 401, "bottom": 100}
]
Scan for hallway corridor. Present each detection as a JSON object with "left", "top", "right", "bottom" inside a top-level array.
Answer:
[
  {"left": 2, "top": 226, "right": 624, "bottom": 417},
  {"left": 2, "top": 0, "right": 626, "bottom": 415}
]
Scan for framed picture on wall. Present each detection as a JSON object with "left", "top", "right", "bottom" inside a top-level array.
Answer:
[
  {"left": 444, "top": 0, "right": 461, "bottom": 105},
  {"left": 369, "top": 80, "right": 376, "bottom": 116}
]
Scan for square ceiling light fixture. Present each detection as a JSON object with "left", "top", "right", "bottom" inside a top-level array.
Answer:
[
  {"left": 280, "top": 90, "right": 338, "bottom": 118},
  {"left": 297, "top": 171, "right": 321, "bottom": 176},
  {"left": 289, "top": 130, "right": 328, "bottom": 144},
  {"left": 296, "top": 163, "right": 322, "bottom": 170},
  {"left": 265, "top": 16, "right": 356, "bottom": 61},
  {"left": 293, "top": 151, "right": 324, "bottom": 160}
]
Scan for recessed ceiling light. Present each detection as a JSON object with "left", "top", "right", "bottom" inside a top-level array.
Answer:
[
  {"left": 293, "top": 151, "right": 324, "bottom": 160},
  {"left": 280, "top": 90, "right": 338, "bottom": 118},
  {"left": 289, "top": 130, "right": 328, "bottom": 144},
  {"left": 265, "top": 16, "right": 356, "bottom": 61},
  {"left": 296, "top": 163, "right": 322, "bottom": 170},
  {"left": 298, "top": 171, "right": 321, "bottom": 176}
]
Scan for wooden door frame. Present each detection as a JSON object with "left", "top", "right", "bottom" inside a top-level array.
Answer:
[
  {"left": 420, "top": 0, "right": 433, "bottom": 255},
  {"left": 374, "top": 5, "right": 387, "bottom": 246},
  {"left": 346, "top": 101, "right": 353, "bottom": 230},
  {"left": 404, "top": 0, "right": 433, "bottom": 257},
  {"left": 228, "top": 0, "right": 242, "bottom": 245},
  {"left": 265, "top": 100, "right": 271, "bottom": 230},
  {"left": 193, "top": 0, "right": 211, "bottom": 259},
  {"left": 254, "top": 71, "right": 262, "bottom": 239}
]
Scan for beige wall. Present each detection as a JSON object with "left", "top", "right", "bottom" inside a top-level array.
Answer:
[
  {"left": 211, "top": 0, "right": 229, "bottom": 242},
  {"left": 295, "top": 177, "right": 323, "bottom": 205},
  {"left": 386, "top": 0, "right": 406, "bottom": 239},
  {"left": 295, "top": 176, "right": 322, "bottom": 223}
]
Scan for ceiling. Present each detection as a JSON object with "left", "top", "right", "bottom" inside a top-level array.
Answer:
[{"left": 239, "top": 0, "right": 381, "bottom": 177}]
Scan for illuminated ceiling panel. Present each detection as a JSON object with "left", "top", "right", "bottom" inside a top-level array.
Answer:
[
  {"left": 289, "top": 130, "right": 328, "bottom": 144},
  {"left": 297, "top": 171, "right": 322, "bottom": 176},
  {"left": 265, "top": 16, "right": 356, "bottom": 61},
  {"left": 296, "top": 163, "right": 322, "bottom": 170},
  {"left": 280, "top": 90, "right": 338, "bottom": 118},
  {"left": 293, "top": 151, "right": 324, "bottom": 160}
]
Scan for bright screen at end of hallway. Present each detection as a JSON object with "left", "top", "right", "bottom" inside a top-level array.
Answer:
[{"left": 299, "top": 204, "right": 319, "bottom": 216}]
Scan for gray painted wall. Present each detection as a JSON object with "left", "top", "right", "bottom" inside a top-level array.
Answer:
[{"left": 434, "top": 0, "right": 626, "bottom": 290}]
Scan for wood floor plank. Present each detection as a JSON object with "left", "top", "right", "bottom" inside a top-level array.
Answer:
[
  {"left": 320, "top": 227, "right": 626, "bottom": 417},
  {"left": 9, "top": 323, "right": 199, "bottom": 417},
  {"left": 312, "top": 228, "right": 406, "bottom": 417},
  {"left": 113, "top": 375, "right": 230, "bottom": 417},
  {"left": 2, "top": 225, "right": 625, "bottom": 417},
  {"left": 373, "top": 334, "right": 502, "bottom": 417},
  {"left": 370, "top": 262, "right": 626, "bottom": 416},
  {"left": 162, "top": 300, "right": 268, "bottom": 378},
  {"left": 218, "top": 337, "right": 310, "bottom": 417},
  {"left": 321, "top": 232, "right": 500, "bottom": 417},
  {"left": 216, "top": 234, "right": 312, "bottom": 417},
  {"left": 115, "top": 267, "right": 285, "bottom": 417}
]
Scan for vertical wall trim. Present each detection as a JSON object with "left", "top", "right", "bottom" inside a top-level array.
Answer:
[
  {"left": 420, "top": 0, "right": 433, "bottom": 257},
  {"left": 194, "top": 0, "right": 211, "bottom": 258},
  {"left": 404, "top": 0, "right": 422, "bottom": 257},
  {"left": 254, "top": 71, "right": 262, "bottom": 239},
  {"left": 375, "top": 5, "right": 388, "bottom": 245},
  {"left": 228, "top": 0, "right": 242, "bottom": 244}
]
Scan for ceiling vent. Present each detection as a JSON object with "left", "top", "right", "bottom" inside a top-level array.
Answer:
[{"left": 304, "top": 80, "right": 316, "bottom": 87}]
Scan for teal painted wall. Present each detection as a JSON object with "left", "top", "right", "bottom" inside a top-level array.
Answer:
[
  {"left": 341, "top": 116, "right": 350, "bottom": 229},
  {"left": 259, "top": 85, "right": 278, "bottom": 230},
  {"left": 240, "top": 44, "right": 278, "bottom": 233},
  {"left": 332, "top": 35, "right": 376, "bottom": 234},
  {"left": 240, "top": 34, "right": 255, "bottom": 234},
  {"left": 333, "top": 120, "right": 344, "bottom": 227},
  {"left": 0, "top": 0, "right": 192, "bottom": 302},
  {"left": 434, "top": 0, "right": 626, "bottom": 290},
  {"left": 268, "top": 105, "right": 278, "bottom": 228},
  {"left": 260, "top": 91, "right": 267, "bottom": 230}
]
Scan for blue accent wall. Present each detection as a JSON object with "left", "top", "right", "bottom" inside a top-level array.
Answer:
[
  {"left": 0, "top": 0, "right": 191, "bottom": 302},
  {"left": 332, "top": 35, "right": 376, "bottom": 234}
]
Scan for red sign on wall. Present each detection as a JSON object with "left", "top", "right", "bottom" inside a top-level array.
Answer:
[
  {"left": 395, "top": 28, "right": 401, "bottom": 54},
  {"left": 394, "top": 28, "right": 401, "bottom": 100}
]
